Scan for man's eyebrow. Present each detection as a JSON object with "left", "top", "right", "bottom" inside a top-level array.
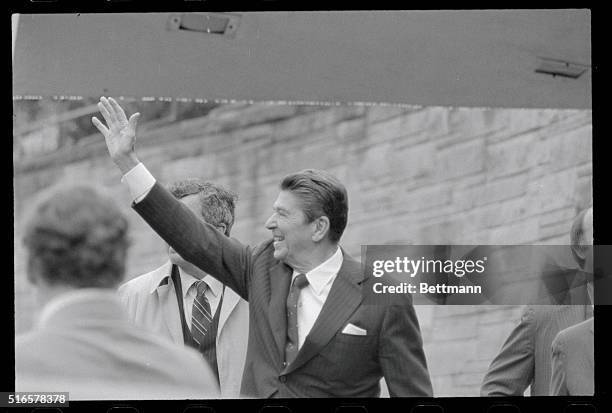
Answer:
[{"left": 273, "top": 206, "right": 289, "bottom": 213}]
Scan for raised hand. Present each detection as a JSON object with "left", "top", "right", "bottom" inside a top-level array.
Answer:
[{"left": 92, "top": 97, "right": 141, "bottom": 173}]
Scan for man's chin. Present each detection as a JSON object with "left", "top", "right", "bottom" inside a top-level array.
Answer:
[{"left": 272, "top": 247, "right": 287, "bottom": 261}]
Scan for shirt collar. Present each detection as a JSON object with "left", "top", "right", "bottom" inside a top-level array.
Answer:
[
  {"left": 177, "top": 265, "right": 222, "bottom": 298},
  {"left": 293, "top": 246, "right": 343, "bottom": 295},
  {"left": 149, "top": 261, "right": 174, "bottom": 294}
]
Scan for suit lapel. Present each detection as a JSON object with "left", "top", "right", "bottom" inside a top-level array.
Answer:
[
  {"left": 283, "top": 252, "right": 363, "bottom": 375},
  {"left": 268, "top": 261, "right": 293, "bottom": 358},
  {"left": 157, "top": 264, "right": 184, "bottom": 344},
  {"left": 218, "top": 287, "right": 240, "bottom": 335}
]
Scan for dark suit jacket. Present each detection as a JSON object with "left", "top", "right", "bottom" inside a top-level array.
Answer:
[
  {"left": 134, "top": 183, "right": 433, "bottom": 398},
  {"left": 550, "top": 317, "right": 594, "bottom": 395},
  {"left": 480, "top": 303, "right": 592, "bottom": 396}
]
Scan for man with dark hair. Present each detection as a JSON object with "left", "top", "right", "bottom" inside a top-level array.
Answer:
[
  {"left": 118, "top": 179, "right": 249, "bottom": 398},
  {"left": 480, "top": 206, "right": 593, "bottom": 396},
  {"left": 93, "top": 97, "right": 432, "bottom": 397},
  {"left": 15, "top": 184, "right": 219, "bottom": 400},
  {"left": 280, "top": 169, "right": 348, "bottom": 243}
]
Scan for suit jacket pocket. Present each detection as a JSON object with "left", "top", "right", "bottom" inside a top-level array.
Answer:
[
  {"left": 309, "top": 333, "right": 378, "bottom": 385},
  {"left": 334, "top": 332, "right": 375, "bottom": 344}
]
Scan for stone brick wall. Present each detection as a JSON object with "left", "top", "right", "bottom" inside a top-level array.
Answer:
[{"left": 13, "top": 102, "right": 592, "bottom": 396}]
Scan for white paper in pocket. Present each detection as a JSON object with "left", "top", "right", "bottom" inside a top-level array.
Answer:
[{"left": 341, "top": 323, "right": 367, "bottom": 336}]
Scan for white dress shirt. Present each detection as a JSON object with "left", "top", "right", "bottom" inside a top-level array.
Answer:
[
  {"left": 121, "top": 162, "right": 156, "bottom": 202},
  {"left": 293, "top": 247, "right": 343, "bottom": 348}
]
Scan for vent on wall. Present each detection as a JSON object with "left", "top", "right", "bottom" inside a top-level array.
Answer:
[
  {"left": 535, "top": 57, "right": 589, "bottom": 79},
  {"left": 167, "top": 13, "right": 240, "bottom": 38}
]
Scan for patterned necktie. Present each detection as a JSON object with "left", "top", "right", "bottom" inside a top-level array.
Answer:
[
  {"left": 191, "top": 280, "right": 213, "bottom": 349},
  {"left": 285, "top": 273, "right": 309, "bottom": 366}
]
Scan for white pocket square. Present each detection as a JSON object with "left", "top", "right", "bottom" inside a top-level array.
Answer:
[{"left": 341, "top": 323, "right": 367, "bottom": 336}]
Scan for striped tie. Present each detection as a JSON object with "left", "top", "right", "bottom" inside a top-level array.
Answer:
[
  {"left": 285, "top": 273, "right": 309, "bottom": 366},
  {"left": 191, "top": 280, "right": 213, "bottom": 348}
]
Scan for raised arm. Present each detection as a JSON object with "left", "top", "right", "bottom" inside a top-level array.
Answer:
[
  {"left": 135, "top": 182, "right": 252, "bottom": 299},
  {"left": 93, "top": 97, "right": 251, "bottom": 299}
]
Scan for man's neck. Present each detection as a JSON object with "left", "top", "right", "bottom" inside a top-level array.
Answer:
[
  {"left": 172, "top": 260, "right": 207, "bottom": 280},
  {"left": 289, "top": 244, "right": 339, "bottom": 274}
]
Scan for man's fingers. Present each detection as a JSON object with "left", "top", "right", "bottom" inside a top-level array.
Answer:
[
  {"left": 128, "top": 113, "right": 141, "bottom": 130},
  {"left": 91, "top": 116, "right": 109, "bottom": 137},
  {"left": 108, "top": 97, "right": 128, "bottom": 124},
  {"left": 97, "top": 101, "right": 114, "bottom": 127},
  {"left": 100, "top": 97, "right": 118, "bottom": 124}
]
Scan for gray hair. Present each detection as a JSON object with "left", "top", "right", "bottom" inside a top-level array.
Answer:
[{"left": 167, "top": 179, "right": 238, "bottom": 236}]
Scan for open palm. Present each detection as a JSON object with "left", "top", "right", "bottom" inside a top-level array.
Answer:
[{"left": 92, "top": 97, "right": 141, "bottom": 160}]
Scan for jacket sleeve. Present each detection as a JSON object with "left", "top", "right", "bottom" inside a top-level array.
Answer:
[
  {"left": 133, "top": 182, "right": 252, "bottom": 301},
  {"left": 549, "top": 331, "right": 568, "bottom": 395},
  {"left": 378, "top": 300, "right": 433, "bottom": 397},
  {"left": 480, "top": 306, "right": 536, "bottom": 396}
]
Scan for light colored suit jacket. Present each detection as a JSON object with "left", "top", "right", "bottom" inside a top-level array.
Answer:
[
  {"left": 118, "top": 261, "right": 249, "bottom": 398},
  {"left": 15, "top": 290, "right": 219, "bottom": 400},
  {"left": 550, "top": 317, "right": 594, "bottom": 395}
]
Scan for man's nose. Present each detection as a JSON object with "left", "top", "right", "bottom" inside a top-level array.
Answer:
[{"left": 265, "top": 215, "right": 276, "bottom": 230}]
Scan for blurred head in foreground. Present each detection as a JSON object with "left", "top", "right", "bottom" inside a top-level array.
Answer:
[
  {"left": 17, "top": 184, "right": 221, "bottom": 399},
  {"left": 22, "top": 184, "right": 130, "bottom": 299}
]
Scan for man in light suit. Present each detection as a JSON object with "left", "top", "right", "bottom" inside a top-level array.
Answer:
[
  {"left": 93, "top": 97, "right": 432, "bottom": 398},
  {"left": 480, "top": 206, "right": 593, "bottom": 396},
  {"left": 15, "top": 184, "right": 219, "bottom": 400},
  {"left": 118, "top": 179, "right": 249, "bottom": 398}
]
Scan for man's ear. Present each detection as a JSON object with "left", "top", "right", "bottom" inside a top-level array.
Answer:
[
  {"left": 311, "top": 216, "right": 330, "bottom": 242},
  {"left": 216, "top": 223, "right": 228, "bottom": 236},
  {"left": 571, "top": 243, "right": 588, "bottom": 266}
]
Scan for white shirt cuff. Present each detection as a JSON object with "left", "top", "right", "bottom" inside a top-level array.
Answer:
[{"left": 121, "top": 162, "right": 156, "bottom": 203}]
